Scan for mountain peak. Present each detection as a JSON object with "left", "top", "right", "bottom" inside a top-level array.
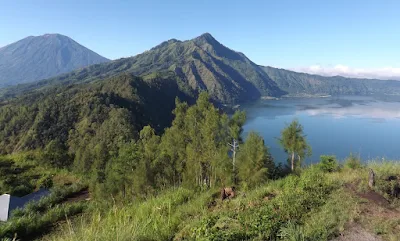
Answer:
[
  {"left": 42, "top": 33, "right": 67, "bottom": 38},
  {"left": 0, "top": 34, "right": 110, "bottom": 87},
  {"left": 198, "top": 32, "right": 215, "bottom": 39},
  {"left": 19, "top": 34, "right": 73, "bottom": 44},
  {"left": 26, "top": 33, "right": 68, "bottom": 39},
  {"left": 193, "top": 32, "right": 218, "bottom": 44}
]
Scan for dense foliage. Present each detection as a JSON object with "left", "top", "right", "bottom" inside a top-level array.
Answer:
[
  {"left": 0, "top": 73, "right": 193, "bottom": 167},
  {"left": 0, "top": 153, "right": 55, "bottom": 196},
  {"left": 95, "top": 92, "right": 274, "bottom": 200},
  {"left": 236, "top": 132, "right": 274, "bottom": 188},
  {"left": 317, "top": 155, "right": 339, "bottom": 172}
]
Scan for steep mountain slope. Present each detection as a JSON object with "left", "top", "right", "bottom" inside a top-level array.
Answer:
[
  {"left": 262, "top": 66, "right": 400, "bottom": 96},
  {"left": 2, "top": 33, "right": 400, "bottom": 104},
  {"left": 0, "top": 34, "right": 110, "bottom": 86},
  {"left": 0, "top": 33, "right": 284, "bottom": 104},
  {"left": 0, "top": 73, "right": 193, "bottom": 156}
]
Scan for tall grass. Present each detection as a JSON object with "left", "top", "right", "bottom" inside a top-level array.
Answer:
[
  {"left": 43, "top": 188, "right": 216, "bottom": 241},
  {"left": 0, "top": 202, "right": 87, "bottom": 240},
  {"left": 11, "top": 183, "right": 87, "bottom": 218},
  {"left": 41, "top": 161, "right": 400, "bottom": 241}
]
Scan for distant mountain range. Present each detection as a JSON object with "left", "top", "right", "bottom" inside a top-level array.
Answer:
[
  {"left": 1, "top": 33, "right": 400, "bottom": 103},
  {"left": 0, "top": 34, "right": 109, "bottom": 87},
  {"left": 261, "top": 66, "right": 400, "bottom": 97},
  {"left": 2, "top": 32, "right": 400, "bottom": 155}
]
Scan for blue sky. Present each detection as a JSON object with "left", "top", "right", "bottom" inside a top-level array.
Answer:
[{"left": 1, "top": 0, "right": 400, "bottom": 77}]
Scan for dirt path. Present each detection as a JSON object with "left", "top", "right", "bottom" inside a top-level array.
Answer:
[
  {"left": 344, "top": 183, "right": 389, "bottom": 206},
  {"left": 62, "top": 188, "right": 90, "bottom": 203},
  {"left": 332, "top": 225, "right": 382, "bottom": 241},
  {"left": 334, "top": 183, "right": 400, "bottom": 241}
]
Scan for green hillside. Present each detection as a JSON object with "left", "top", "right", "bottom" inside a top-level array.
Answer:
[
  {"left": 3, "top": 33, "right": 400, "bottom": 105},
  {"left": 262, "top": 66, "right": 400, "bottom": 96},
  {"left": 0, "top": 73, "right": 194, "bottom": 162},
  {"left": 1, "top": 90, "right": 399, "bottom": 241},
  {"left": 0, "top": 33, "right": 285, "bottom": 104},
  {"left": 41, "top": 161, "right": 400, "bottom": 241}
]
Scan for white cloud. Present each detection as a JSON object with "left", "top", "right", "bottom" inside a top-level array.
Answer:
[
  {"left": 291, "top": 65, "right": 400, "bottom": 80},
  {"left": 303, "top": 103, "right": 400, "bottom": 120}
]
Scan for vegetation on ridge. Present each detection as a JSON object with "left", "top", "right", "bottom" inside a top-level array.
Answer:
[
  {"left": 3, "top": 33, "right": 400, "bottom": 106},
  {"left": 0, "top": 92, "right": 399, "bottom": 241},
  {"left": 41, "top": 161, "right": 400, "bottom": 241}
]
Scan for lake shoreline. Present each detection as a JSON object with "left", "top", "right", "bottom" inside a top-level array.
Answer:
[{"left": 242, "top": 95, "right": 400, "bottom": 162}]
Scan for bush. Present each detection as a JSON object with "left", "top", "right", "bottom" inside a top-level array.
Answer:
[
  {"left": 318, "top": 155, "right": 339, "bottom": 172},
  {"left": 36, "top": 174, "right": 54, "bottom": 189},
  {"left": 344, "top": 153, "right": 362, "bottom": 169}
]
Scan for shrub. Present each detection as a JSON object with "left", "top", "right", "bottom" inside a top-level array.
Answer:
[
  {"left": 278, "top": 221, "right": 305, "bottom": 241},
  {"left": 344, "top": 153, "right": 362, "bottom": 169},
  {"left": 36, "top": 174, "right": 54, "bottom": 189},
  {"left": 318, "top": 155, "right": 339, "bottom": 172}
]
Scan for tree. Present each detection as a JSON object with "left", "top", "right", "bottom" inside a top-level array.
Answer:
[
  {"left": 41, "top": 139, "right": 72, "bottom": 168},
  {"left": 237, "top": 132, "right": 274, "bottom": 187},
  {"left": 318, "top": 155, "right": 338, "bottom": 172},
  {"left": 158, "top": 100, "right": 188, "bottom": 187},
  {"left": 278, "top": 119, "right": 311, "bottom": 171},
  {"left": 228, "top": 110, "right": 246, "bottom": 183},
  {"left": 229, "top": 110, "right": 246, "bottom": 141},
  {"left": 160, "top": 92, "right": 237, "bottom": 189},
  {"left": 105, "top": 141, "right": 141, "bottom": 198}
]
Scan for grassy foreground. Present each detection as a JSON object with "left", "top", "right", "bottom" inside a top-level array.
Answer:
[{"left": 39, "top": 161, "right": 400, "bottom": 241}]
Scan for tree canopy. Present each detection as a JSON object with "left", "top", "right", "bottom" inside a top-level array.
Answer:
[{"left": 278, "top": 119, "right": 312, "bottom": 171}]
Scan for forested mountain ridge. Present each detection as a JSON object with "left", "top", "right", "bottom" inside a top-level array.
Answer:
[
  {"left": 2, "top": 33, "right": 400, "bottom": 159},
  {"left": 261, "top": 66, "right": 400, "bottom": 96},
  {"left": 0, "top": 34, "right": 110, "bottom": 87},
  {"left": 3, "top": 33, "right": 400, "bottom": 104},
  {"left": 0, "top": 33, "right": 285, "bottom": 104},
  {"left": 0, "top": 73, "right": 194, "bottom": 162}
]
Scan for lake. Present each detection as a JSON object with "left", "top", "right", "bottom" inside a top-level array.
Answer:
[{"left": 241, "top": 95, "right": 400, "bottom": 164}]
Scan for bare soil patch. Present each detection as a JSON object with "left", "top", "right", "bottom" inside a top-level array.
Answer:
[
  {"left": 331, "top": 225, "right": 382, "bottom": 241},
  {"left": 63, "top": 188, "right": 90, "bottom": 203}
]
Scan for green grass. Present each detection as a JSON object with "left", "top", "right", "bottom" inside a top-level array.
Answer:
[
  {"left": 42, "top": 167, "right": 340, "bottom": 240},
  {"left": 0, "top": 183, "right": 89, "bottom": 240},
  {"left": 37, "top": 161, "right": 400, "bottom": 241},
  {"left": 0, "top": 152, "right": 87, "bottom": 240},
  {"left": 0, "top": 202, "right": 87, "bottom": 240},
  {"left": 43, "top": 188, "right": 216, "bottom": 241},
  {"left": 0, "top": 152, "right": 83, "bottom": 196}
]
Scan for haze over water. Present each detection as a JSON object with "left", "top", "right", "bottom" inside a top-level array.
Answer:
[{"left": 242, "top": 95, "right": 400, "bottom": 164}]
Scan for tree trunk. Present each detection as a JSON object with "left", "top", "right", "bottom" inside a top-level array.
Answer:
[
  {"left": 291, "top": 152, "right": 295, "bottom": 171},
  {"left": 368, "top": 169, "right": 375, "bottom": 189}
]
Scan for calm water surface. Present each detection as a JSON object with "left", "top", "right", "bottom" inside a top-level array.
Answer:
[{"left": 241, "top": 95, "right": 400, "bottom": 163}]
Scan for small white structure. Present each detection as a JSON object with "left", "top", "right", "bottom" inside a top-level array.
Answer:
[{"left": 0, "top": 189, "right": 49, "bottom": 221}]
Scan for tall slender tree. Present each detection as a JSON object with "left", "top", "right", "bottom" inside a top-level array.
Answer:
[
  {"left": 278, "top": 119, "right": 311, "bottom": 171},
  {"left": 237, "top": 132, "right": 274, "bottom": 187}
]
